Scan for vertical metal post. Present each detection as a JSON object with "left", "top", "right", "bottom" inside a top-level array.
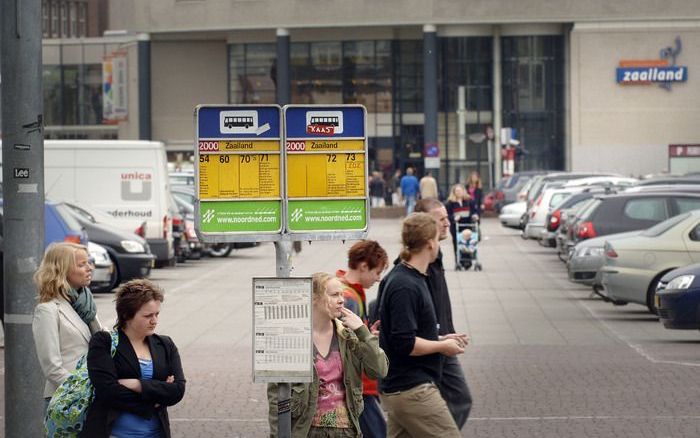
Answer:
[
  {"left": 1, "top": 0, "right": 47, "bottom": 435},
  {"left": 138, "top": 33, "right": 152, "bottom": 140},
  {"left": 423, "top": 25, "right": 438, "bottom": 177},
  {"left": 457, "top": 85, "right": 466, "bottom": 161},
  {"left": 492, "top": 26, "right": 503, "bottom": 182},
  {"left": 276, "top": 28, "right": 290, "bottom": 106},
  {"left": 274, "top": 241, "right": 293, "bottom": 438}
]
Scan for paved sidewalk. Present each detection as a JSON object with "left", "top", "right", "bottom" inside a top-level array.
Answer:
[{"left": 2, "top": 217, "right": 699, "bottom": 437}]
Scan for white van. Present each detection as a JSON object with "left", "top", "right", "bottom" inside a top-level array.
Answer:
[{"left": 1, "top": 140, "right": 174, "bottom": 266}]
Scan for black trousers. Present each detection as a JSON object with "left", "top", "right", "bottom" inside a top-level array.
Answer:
[{"left": 437, "top": 355, "right": 473, "bottom": 429}]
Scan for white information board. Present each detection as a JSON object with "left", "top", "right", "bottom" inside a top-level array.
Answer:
[{"left": 252, "top": 277, "right": 313, "bottom": 383}]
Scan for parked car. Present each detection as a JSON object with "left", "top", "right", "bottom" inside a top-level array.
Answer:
[
  {"left": 524, "top": 186, "right": 585, "bottom": 240},
  {"left": 64, "top": 202, "right": 155, "bottom": 290},
  {"left": 499, "top": 201, "right": 527, "bottom": 229},
  {"left": 625, "top": 183, "right": 700, "bottom": 194},
  {"left": 0, "top": 200, "right": 88, "bottom": 246},
  {"left": 171, "top": 186, "right": 255, "bottom": 255},
  {"left": 655, "top": 263, "right": 700, "bottom": 330},
  {"left": 568, "top": 230, "right": 639, "bottom": 294},
  {"left": 570, "top": 192, "right": 700, "bottom": 246},
  {"left": 0, "top": 200, "right": 110, "bottom": 294},
  {"left": 88, "top": 242, "right": 117, "bottom": 292},
  {"left": 501, "top": 171, "right": 545, "bottom": 206},
  {"left": 601, "top": 211, "right": 700, "bottom": 314},
  {"left": 634, "top": 175, "right": 700, "bottom": 187},
  {"left": 0, "top": 140, "right": 176, "bottom": 267},
  {"left": 169, "top": 171, "right": 195, "bottom": 187},
  {"left": 547, "top": 189, "right": 612, "bottom": 252}
]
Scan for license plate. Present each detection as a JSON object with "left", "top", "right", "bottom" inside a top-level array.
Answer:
[
  {"left": 654, "top": 294, "right": 660, "bottom": 310},
  {"left": 91, "top": 268, "right": 111, "bottom": 283}
]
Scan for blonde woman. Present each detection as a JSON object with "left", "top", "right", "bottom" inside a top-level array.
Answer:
[
  {"left": 32, "top": 242, "right": 103, "bottom": 409},
  {"left": 268, "top": 273, "right": 388, "bottom": 437},
  {"left": 445, "top": 183, "right": 472, "bottom": 265}
]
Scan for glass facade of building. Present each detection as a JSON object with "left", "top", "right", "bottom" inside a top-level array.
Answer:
[{"left": 228, "top": 35, "right": 566, "bottom": 185}]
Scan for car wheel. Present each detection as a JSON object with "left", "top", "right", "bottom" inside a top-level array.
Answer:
[
  {"left": 208, "top": 243, "right": 233, "bottom": 258},
  {"left": 99, "top": 255, "right": 120, "bottom": 293},
  {"left": 646, "top": 277, "right": 661, "bottom": 316}
]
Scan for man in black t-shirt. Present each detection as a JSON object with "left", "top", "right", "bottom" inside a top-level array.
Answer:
[
  {"left": 415, "top": 197, "right": 473, "bottom": 428},
  {"left": 377, "top": 213, "right": 464, "bottom": 437}
]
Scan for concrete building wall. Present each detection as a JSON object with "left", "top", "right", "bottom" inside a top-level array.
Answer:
[
  {"left": 150, "top": 40, "right": 228, "bottom": 146},
  {"left": 570, "top": 21, "right": 700, "bottom": 176},
  {"left": 109, "top": 0, "right": 700, "bottom": 33}
]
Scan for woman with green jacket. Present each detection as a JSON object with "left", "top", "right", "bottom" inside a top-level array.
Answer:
[{"left": 268, "top": 272, "right": 389, "bottom": 437}]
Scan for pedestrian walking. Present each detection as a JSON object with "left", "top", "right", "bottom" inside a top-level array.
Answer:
[
  {"left": 466, "top": 171, "right": 484, "bottom": 218},
  {"left": 32, "top": 242, "right": 104, "bottom": 412},
  {"left": 414, "top": 198, "right": 473, "bottom": 428},
  {"left": 419, "top": 171, "right": 439, "bottom": 200},
  {"left": 336, "top": 241, "right": 389, "bottom": 438},
  {"left": 82, "top": 279, "right": 186, "bottom": 438},
  {"left": 369, "top": 171, "right": 386, "bottom": 207},
  {"left": 376, "top": 213, "right": 465, "bottom": 438},
  {"left": 387, "top": 169, "right": 402, "bottom": 207},
  {"left": 268, "top": 273, "right": 388, "bottom": 437},
  {"left": 399, "top": 168, "right": 420, "bottom": 215},
  {"left": 445, "top": 183, "right": 473, "bottom": 266}
]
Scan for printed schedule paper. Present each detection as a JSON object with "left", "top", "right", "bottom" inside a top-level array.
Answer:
[{"left": 252, "top": 277, "right": 313, "bottom": 383}]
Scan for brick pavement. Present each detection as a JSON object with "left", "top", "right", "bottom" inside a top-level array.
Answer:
[{"left": 1, "top": 217, "right": 700, "bottom": 437}]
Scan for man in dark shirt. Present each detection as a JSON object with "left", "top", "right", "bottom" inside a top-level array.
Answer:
[
  {"left": 415, "top": 197, "right": 473, "bottom": 428},
  {"left": 377, "top": 213, "right": 464, "bottom": 437}
]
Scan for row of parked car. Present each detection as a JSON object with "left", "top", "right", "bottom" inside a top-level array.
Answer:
[
  {"left": 499, "top": 172, "right": 700, "bottom": 333},
  {"left": 0, "top": 169, "right": 244, "bottom": 296}
]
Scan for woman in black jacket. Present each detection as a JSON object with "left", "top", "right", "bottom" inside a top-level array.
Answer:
[
  {"left": 82, "top": 279, "right": 186, "bottom": 438},
  {"left": 445, "top": 183, "right": 472, "bottom": 266}
]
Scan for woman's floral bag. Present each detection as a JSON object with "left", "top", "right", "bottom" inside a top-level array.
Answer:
[{"left": 45, "top": 331, "right": 118, "bottom": 438}]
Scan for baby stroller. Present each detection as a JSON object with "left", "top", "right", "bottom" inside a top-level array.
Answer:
[{"left": 455, "top": 220, "right": 482, "bottom": 271}]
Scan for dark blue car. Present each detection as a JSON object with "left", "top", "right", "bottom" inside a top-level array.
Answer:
[
  {"left": 656, "top": 263, "right": 700, "bottom": 330},
  {"left": 0, "top": 200, "right": 87, "bottom": 246}
]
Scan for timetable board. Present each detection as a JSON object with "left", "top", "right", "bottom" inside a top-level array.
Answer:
[
  {"left": 194, "top": 105, "right": 283, "bottom": 240},
  {"left": 283, "top": 105, "right": 369, "bottom": 238}
]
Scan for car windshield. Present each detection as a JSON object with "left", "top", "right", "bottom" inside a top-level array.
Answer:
[
  {"left": 54, "top": 203, "right": 85, "bottom": 232},
  {"left": 641, "top": 212, "right": 691, "bottom": 237},
  {"left": 577, "top": 198, "right": 601, "bottom": 220},
  {"left": 550, "top": 192, "right": 573, "bottom": 208}
]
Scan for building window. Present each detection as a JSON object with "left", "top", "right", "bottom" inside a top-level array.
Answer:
[
  {"left": 43, "top": 62, "right": 104, "bottom": 126},
  {"left": 309, "top": 42, "right": 342, "bottom": 104},
  {"left": 440, "top": 37, "right": 492, "bottom": 112},
  {"left": 69, "top": 2, "right": 78, "bottom": 37},
  {"left": 502, "top": 35, "right": 565, "bottom": 171},
  {"left": 42, "top": 1, "right": 50, "bottom": 37},
  {"left": 60, "top": 2, "right": 68, "bottom": 37},
  {"left": 342, "top": 41, "right": 392, "bottom": 113},
  {"left": 228, "top": 43, "right": 276, "bottom": 104},
  {"left": 395, "top": 40, "right": 423, "bottom": 113},
  {"left": 77, "top": 2, "right": 87, "bottom": 37},
  {"left": 51, "top": 1, "right": 59, "bottom": 38}
]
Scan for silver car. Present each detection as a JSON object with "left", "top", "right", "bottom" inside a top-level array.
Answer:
[
  {"left": 601, "top": 211, "right": 700, "bottom": 314},
  {"left": 568, "top": 231, "right": 639, "bottom": 288},
  {"left": 499, "top": 201, "right": 526, "bottom": 229}
]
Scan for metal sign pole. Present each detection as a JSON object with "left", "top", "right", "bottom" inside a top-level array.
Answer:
[
  {"left": 274, "top": 240, "right": 293, "bottom": 438},
  {"left": 1, "top": 0, "right": 46, "bottom": 435}
]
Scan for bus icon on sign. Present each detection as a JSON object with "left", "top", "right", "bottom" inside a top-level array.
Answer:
[
  {"left": 306, "top": 111, "right": 343, "bottom": 135},
  {"left": 220, "top": 110, "right": 270, "bottom": 135}
]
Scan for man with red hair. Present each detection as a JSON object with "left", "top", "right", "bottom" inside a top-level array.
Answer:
[{"left": 337, "top": 240, "right": 389, "bottom": 438}]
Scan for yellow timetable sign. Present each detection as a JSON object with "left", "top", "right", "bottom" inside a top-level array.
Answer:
[
  {"left": 199, "top": 153, "right": 280, "bottom": 199},
  {"left": 287, "top": 152, "right": 365, "bottom": 198}
]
